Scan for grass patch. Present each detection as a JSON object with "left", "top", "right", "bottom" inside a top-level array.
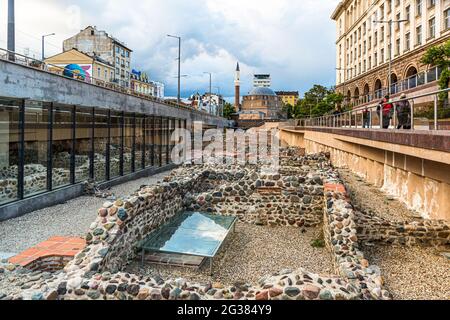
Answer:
[{"left": 311, "top": 239, "right": 325, "bottom": 248}]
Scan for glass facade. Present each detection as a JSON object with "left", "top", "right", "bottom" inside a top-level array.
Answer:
[
  {"left": 52, "top": 104, "right": 73, "bottom": 189},
  {"left": 0, "top": 97, "right": 183, "bottom": 206},
  {"left": 123, "top": 113, "right": 134, "bottom": 175},
  {"left": 144, "top": 116, "right": 154, "bottom": 168},
  {"left": 135, "top": 115, "right": 144, "bottom": 171},
  {"left": 75, "top": 107, "right": 92, "bottom": 183},
  {"left": 0, "top": 99, "right": 21, "bottom": 204},
  {"left": 110, "top": 111, "right": 122, "bottom": 179},
  {"left": 24, "top": 101, "right": 49, "bottom": 197},
  {"left": 94, "top": 109, "right": 108, "bottom": 182}
]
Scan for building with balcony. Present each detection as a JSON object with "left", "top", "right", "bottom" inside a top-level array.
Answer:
[
  {"left": 44, "top": 48, "right": 114, "bottom": 84},
  {"left": 189, "top": 92, "right": 224, "bottom": 116},
  {"left": 332, "top": 0, "right": 450, "bottom": 107},
  {"left": 63, "top": 26, "right": 133, "bottom": 88},
  {"left": 130, "top": 70, "right": 153, "bottom": 96}
]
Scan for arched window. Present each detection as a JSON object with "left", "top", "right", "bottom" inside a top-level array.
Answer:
[
  {"left": 390, "top": 73, "right": 398, "bottom": 94},
  {"left": 374, "top": 79, "right": 382, "bottom": 99},
  {"left": 405, "top": 66, "right": 418, "bottom": 89}
]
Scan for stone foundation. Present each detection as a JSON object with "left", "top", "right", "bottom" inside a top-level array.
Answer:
[{"left": 1, "top": 148, "right": 403, "bottom": 300}]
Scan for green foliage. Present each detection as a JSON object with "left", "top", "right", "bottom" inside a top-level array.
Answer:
[
  {"left": 311, "top": 238, "right": 325, "bottom": 248},
  {"left": 282, "top": 103, "right": 294, "bottom": 119},
  {"left": 222, "top": 102, "right": 236, "bottom": 119},
  {"left": 293, "top": 85, "right": 343, "bottom": 119},
  {"left": 420, "top": 40, "right": 450, "bottom": 101}
]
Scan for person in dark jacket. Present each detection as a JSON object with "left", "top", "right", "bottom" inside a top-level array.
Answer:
[
  {"left": 395, "top": 93, "right": 411, "bottom": 129},
  {"left": 362, "top": 107, "right": 371, "bottom": 128},
  {"left": 377, "top": 95, "right": 394, "bottom": 129}
]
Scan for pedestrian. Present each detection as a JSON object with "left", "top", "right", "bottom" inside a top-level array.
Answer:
[
  {"left": 395, "top": 93, "right": 411, "bottom": 129},
  {"left": 377, "top": 95, "right": 394, "bottom": 129},
  {"left": 362, "top": 107, "right": 371, "bottom": 128}
]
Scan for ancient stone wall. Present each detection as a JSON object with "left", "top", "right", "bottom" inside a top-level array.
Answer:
[
  {"left": 1, "top": 149, "right": 394, "bottom": 301},
  {"left": 355, "top": 211, "right": 450, "bottom": 246}
]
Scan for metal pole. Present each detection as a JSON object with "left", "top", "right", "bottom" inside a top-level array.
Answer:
[
  {"left": 47, "top": 103, "right": 53, "bottom": 191},
  {"left": 178, "top": 37, "right": 181, "bottom": 104},
  {"left": 106, "top": 110, "right": 111, "bottom": 181},
  {"left": 90, "top": 108, "right": 95, "bottom": 179},
  {"left": 42, "top": 36, "right": 45, "bottom": 61},
  {"left": 388, "top": 20, "right": 392, "bottom": 96},
  {"left": 7, "top": 0, "right": 15, "bottom": 58},
  {"left": 434, "top": 95, "right": 438, "bottom": 130},
  {"left": 18, "top": 99, "right": 25, "bottom": 200},
  {"left": 70, "top": 106, "right": 76, "bottom": 184}
]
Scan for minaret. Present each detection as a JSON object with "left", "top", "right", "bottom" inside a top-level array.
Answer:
[{"left": 234, "top": 62, "right": 240, "bottom": 112}]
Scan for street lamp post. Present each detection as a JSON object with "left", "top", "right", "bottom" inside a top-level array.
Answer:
[
  {"left": 373, "top": 19, "right": 408, "bottom": 96},
  {"left": 42, "top": 33, "right": 56, "bottom": 61},
  {"left": 336, "top": 67, "right": 353, "bottom": 106},
  {"left": 167, "top": 35, "right": 182, "bottom": 104},
  {"left": 7, "top": 0, "right": 15, "bottom": 61}
]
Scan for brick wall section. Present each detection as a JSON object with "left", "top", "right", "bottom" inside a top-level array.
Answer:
[{"left": 9, "top": 237, "right": 86, "bottom": 271}]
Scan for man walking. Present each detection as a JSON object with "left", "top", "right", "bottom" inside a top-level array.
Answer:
[
  {"left": 377, "top": 95, "right": 394, "bottom": 129},
  {"left": 362, "top": 107, "right": 371, "bottom": 128},
  {"left": 395, "top": 93, "right": 411, "bottom": 129}
]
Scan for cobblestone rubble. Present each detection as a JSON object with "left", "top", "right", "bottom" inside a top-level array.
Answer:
[{"left": 0, "top": 149, "right": 391, "bottom": 300}]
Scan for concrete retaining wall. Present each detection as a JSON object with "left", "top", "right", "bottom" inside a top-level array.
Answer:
[
  {"left": 0, "top": 59, "right": 231, "bottom": 128},
  {"left": 279, "top": 128, "right": 450, "bottom": 221}
]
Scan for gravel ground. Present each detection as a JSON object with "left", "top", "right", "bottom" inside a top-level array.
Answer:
[
  {"left": 339, "top": 168, "right": 450, "bottom": 300},
  {"left": 0, "top": 171, "right": 172, "bottom": 254},
  {"left": 338, "top": 168, "right": 420, "bottom": 222},
  {"left": 125, "top": 223, "right": 335, "bottom": 287},
  {"left": 363, "top": 245, "right": 450, "bottom": 300}
]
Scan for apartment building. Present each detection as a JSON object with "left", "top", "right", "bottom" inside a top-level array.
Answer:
[
  {"left": 63, "top": 26, "right": 133, "bottom": 88},
  {"left": 332, "top": 0, "right": 450, "bottom": 106},
  {"left": 275, "top": 91, "right": 300, "bottom": 106}
]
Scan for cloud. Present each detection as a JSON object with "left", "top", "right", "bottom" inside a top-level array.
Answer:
[{"left": 0, "top": 0, "right": 341, "bottom": 97}]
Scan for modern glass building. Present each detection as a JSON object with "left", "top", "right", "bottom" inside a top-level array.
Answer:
[{"left": 0, "top": 97, "right": 187, "bottom": 207}]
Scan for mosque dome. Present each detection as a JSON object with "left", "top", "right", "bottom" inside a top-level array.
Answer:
[{"left": 248, "top": 87, "right": 276, "bottom": 96}]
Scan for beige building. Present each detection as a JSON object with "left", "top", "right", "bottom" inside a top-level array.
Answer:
[
  {"left": 44, "top": 48, "right": 114, "bottom": 84},
  {"left": 63, "top": 26, "right": 133, "bottom": 88},
  {"left": 332, "top": 0, "right": 450, "bottom": 106}
]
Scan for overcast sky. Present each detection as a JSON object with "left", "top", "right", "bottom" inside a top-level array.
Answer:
[{"left": 0, "top": 0, "right": 340, "bottom": 98}]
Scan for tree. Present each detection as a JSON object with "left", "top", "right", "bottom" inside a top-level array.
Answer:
[
  {"left": 292, "top": 85, "right": 343, "bottom": 119},
  {"left": 420, "top": 39, "right": 450, "bottom": 101},
  {"left": 282, "top": 103, "right": 294, "bottom": 119},
  {"left": 222, "top": 102, "right": 236, "bottom": 119}
]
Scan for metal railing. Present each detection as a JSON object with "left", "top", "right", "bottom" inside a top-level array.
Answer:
[
  {"left": 344, "top": 66, "right": 443, "bottom": 108},
  {"left": 289, "top": 88, "right": 450, "bottom": 131},
  {"left": 0, "top": 48, "right": 222, "bottom": 118}
]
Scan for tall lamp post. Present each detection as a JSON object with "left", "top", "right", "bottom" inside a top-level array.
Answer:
[
  {"left": 167, "top": 34, "right": 182, "bottom": 104},
  {"left": 373, "top": 18, "right": 408, "bottom": 96},
  {"left": 42, "top": 33, "right": 56, "bottom": 61},
  {"left": 7, "top": 0, "right": 15, "bottom": 61},
  {"left": 203, "top": 72, "right": 212, "bottom": 114}
]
